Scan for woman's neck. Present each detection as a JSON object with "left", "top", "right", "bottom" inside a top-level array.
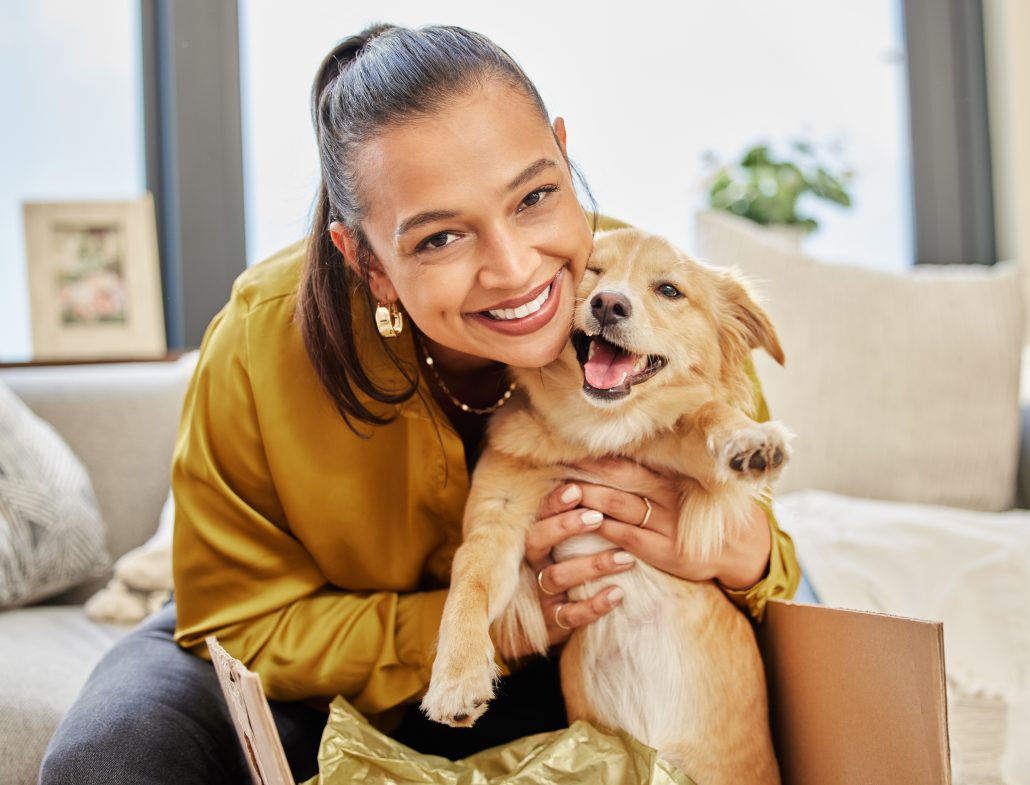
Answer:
[{"left": 416, "top": 331, "right": 510, "bottom": 411}]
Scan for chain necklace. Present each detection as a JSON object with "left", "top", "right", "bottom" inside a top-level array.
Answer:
[{"left": 417, "top": 339, "right": 517, "bottom": 415}]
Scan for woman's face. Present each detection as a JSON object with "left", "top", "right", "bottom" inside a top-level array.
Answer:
[{"left": 332, "top": 79, "right": 594, "bottom": 371}]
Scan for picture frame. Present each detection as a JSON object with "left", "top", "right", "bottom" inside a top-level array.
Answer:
[{"left": 22, "top": 194, "right": 166, "bottom": 361}]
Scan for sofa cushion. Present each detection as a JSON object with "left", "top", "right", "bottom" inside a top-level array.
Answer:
[
  {"left": 0, "top": 606, "right": 131, "bottom": 785},
  {"left": 0, "top": 351, "right": 198, "bottom": 604},
  {"left": 695, "top": 210, "right": 1024, "bottom": 511},
  {"left": 0, "top": 381, "right": 110, "bottom": 607}
]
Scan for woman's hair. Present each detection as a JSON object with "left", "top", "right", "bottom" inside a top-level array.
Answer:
[{"left": 295, "top": 23, "right": 599, "bottom": 435}]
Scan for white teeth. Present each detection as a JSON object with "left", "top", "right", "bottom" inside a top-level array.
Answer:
[
  {"left": 633, "top": 355, "right": 647, "bottom": 373},
  {"left": 618, "top": 372, "right": 628, "bottom": 385},
  {"left": 488, "top": 285, "right": 550, "bottom": 320}
]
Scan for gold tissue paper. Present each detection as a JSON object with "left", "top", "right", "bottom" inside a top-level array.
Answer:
[{"left": 302, "top": 695, "right": 696, "bottom": 785}]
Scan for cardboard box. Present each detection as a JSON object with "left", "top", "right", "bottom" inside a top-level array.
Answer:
[{"left": 207, "top": 599, "right": 952, "bottom": 785}]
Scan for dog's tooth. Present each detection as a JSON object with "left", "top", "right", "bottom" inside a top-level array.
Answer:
[
  {"left": 588, "top": 340, "right": 597, "bottom": 361},
  {"left": 619, "top": 372, "right": 628, "bottom": 385}
]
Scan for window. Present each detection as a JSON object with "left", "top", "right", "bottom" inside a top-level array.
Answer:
[
  {"left": 238, "top": 1, "right": 911, "bottom": 271},
  {"left": 0, "top": 0, "right": 145, "bottom": 362}
]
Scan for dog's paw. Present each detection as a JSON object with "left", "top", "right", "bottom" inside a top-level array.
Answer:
[
  {"left": 420, "top": 646, "right": 499, "bottom": 728},
  {"left": 711, "top": 421, "right": 792, "bottom": 485}
]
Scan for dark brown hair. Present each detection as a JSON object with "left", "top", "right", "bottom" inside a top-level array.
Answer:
[{"left": 295, "top": 23, "right": 598, "bottom": 435}]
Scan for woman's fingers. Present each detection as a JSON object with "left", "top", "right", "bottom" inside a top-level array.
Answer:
[
  {"left": 545, "top": 585, "right": 625, "bottom": 638},
  {"left": 537, "top": 482, "right": 584, "bottom": 520},
  {"left": 536, "top": 548, "right": 635, "bottom": 597},
  {"left": 524, "top": 503, "right": 604, "bottom": 565},
  {"left": 577, "top": 484, "right": 656, "bottom": 529}
]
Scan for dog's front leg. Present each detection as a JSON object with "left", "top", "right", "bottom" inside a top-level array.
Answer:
[
  {"left": 421, "top": 452, "right": 551, "bottom": 727},
  {"left": 672, "top": 402, "right": 793, "bottom": 560},
  {"left": 683, "top": 401, "right": 792, "bottom": 489}
]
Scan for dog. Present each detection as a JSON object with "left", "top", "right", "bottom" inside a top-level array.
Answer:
[{"left": 421, "top": 226, "right": 790, "bottom": 784}]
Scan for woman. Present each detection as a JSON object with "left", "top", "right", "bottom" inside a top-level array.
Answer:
[{"left": 39, "top": 23, "right": 799, "bottom": 784}]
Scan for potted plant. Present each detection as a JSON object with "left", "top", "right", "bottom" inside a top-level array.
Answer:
[{"left": 703, "top": 140, "right": 853, "bottom": 246}]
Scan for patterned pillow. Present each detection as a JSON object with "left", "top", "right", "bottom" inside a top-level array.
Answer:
[{"left": 0, "top": 381, "right": 111, "bottom": 607}]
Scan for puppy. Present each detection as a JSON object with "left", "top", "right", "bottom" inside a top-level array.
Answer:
[{"left": 422, "top": 226, "right": 790, "bottom": 784}]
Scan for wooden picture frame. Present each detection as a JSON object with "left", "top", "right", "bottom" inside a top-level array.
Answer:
[{"left": 22, "top": 195, "right": 166, "bottom": 361}]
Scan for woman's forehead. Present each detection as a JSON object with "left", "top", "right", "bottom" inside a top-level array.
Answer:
[{"left": 355, "top": 82, "right": 561, "bottom": 231}]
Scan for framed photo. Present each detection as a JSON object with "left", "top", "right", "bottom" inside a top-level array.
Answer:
[{"left": 22, "top": 194, "right": 166, "bottom": 361}]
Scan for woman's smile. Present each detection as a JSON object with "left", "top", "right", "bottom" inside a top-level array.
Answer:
[{"left": 467, "top": 266, "right": 566, "bottom": 337}]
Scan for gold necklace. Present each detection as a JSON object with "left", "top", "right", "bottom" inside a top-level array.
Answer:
[{"left": 417, "top": 340, "right": 517, "bottom": 415}]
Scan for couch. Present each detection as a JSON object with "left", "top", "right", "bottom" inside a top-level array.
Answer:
[{"left": 0, "top": 353, "right": 198, "bottom": 785}]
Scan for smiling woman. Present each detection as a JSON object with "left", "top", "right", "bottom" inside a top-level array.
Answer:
[
  {"left": 38, "top": 22, "right": 798, "bottom": 785},
  {"left": 322, "top": 78, "right": 596, "bottom": 416}
]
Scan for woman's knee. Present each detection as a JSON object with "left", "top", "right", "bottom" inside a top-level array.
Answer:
[{"left": 39, "top": 605, "right": 248, "bottom": 784}]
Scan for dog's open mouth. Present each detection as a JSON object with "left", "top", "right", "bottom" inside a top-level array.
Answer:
[{"left": 572, "top": 331, "right": 667, "bottom": 400}]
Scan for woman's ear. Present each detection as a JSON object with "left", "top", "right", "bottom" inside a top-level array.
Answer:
[
  {"left": 328, "top": 222, "right": 398, "bottom": 303},
  {"left": 552, "top": 116, "right": 568, "bottom": 158}
]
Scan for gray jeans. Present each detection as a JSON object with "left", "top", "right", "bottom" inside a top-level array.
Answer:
[{"left": 37, "top": 598, "right": 568, "bottom": 784}]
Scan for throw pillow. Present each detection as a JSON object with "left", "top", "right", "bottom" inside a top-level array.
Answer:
[
  {"left": 0, "top": 380, "right": 111, "bottom": 607},
  {"left": 85, "top": 487, "right": 173, "bottom": 624},
  {"left": 694, "top": 209, "right": 1024, "bottom": 511}
]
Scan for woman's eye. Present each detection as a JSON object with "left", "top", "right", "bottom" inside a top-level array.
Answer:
[
  {"left": 416, "top": 231, "right": 457, "bottom": 253},
  {"left": 519, "top": 185, "right": 559, "bottom": 211},
  {"left": 657, "top": 283, "right": 682, "bottom": 299}
]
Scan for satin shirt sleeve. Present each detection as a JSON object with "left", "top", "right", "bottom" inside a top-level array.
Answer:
[{"left": 170, "top": 279, "right": 448, "bottom": 719}]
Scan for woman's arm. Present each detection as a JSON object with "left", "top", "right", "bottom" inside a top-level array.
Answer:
[
  {"left": 171, "top": 283, "right": 453, "bottom": 719},
  {"left": 715, "top": 495, "right": 801, "bottom": 623}
]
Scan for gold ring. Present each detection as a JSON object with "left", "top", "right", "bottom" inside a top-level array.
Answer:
[
  {"left": 639, "top": 496, "right": 653, "bottom": 528},
  {"left": 553, "top": 604, "right": 572, "bottom": 631},
  {"left": 537, "top": 568, "right": 559, "bottom": 597}
]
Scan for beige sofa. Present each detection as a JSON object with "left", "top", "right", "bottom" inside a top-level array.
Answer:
[{"left": 0, "top": 353, "right": 197, "bottom": 785}]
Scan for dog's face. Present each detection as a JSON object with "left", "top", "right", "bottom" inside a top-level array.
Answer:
[{"left": 568, "top": 227, "right": 784, "bottom": 410}]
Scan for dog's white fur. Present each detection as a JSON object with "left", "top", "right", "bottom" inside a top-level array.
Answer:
[{"left": 422, "top": 227, "right": 790, "bottom": 783}]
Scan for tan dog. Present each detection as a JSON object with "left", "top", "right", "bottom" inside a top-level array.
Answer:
[{"left": 422, "top": 227, "right": 790, "bottom": 784}]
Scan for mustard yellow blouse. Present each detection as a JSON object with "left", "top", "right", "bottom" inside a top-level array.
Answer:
[{"left": 171, "top": 214, "right": 800, "bottom": 726}]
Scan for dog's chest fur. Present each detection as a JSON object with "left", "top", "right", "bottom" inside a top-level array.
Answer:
[{"left": 554, "top": 532, "right": 745, "bottom": 759}]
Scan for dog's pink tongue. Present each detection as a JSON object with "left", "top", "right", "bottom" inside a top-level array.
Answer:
[{"left": 584, "top": 341, "right": 638, "bottom": 389}]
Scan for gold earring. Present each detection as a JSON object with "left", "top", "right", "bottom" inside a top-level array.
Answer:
[{"left": 375, "top": 301, "right": 403, "bottom": 338}]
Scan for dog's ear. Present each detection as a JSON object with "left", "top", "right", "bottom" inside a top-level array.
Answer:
[{"left": 714, "top": 270, "right": 786, "bottom": 366}]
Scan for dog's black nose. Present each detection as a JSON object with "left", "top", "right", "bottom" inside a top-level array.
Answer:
[{"left": 591, "top": 291, "right": 632, "bottom": 326}]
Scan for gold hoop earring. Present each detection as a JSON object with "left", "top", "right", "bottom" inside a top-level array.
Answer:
[{"left": 375, "top": 301, "right": 403, "bottom": 338}]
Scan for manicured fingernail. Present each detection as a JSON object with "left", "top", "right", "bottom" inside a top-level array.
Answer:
[
  {"left": 561, "top": 485, "right": 581, "bottom": 504},
  {"left": 608, "top": 587, "right": 625, "bottom": 604},
  {"left": 580, "top": 510, "right": 603, "bottom": 526},
  {"left": 613, "top": 551, "right": 635, "bottom": 565}
]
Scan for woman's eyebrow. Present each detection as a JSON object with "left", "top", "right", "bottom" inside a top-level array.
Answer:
[
  {"left": 395, "top": 158, "right": 560, "bottom": 240},
  {"left": 506, "top": 157, "right": 559, "bottom": 192}
]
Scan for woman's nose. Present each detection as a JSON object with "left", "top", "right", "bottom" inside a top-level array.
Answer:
[{"left": 477, "top": 229, "right": 537, "bottom": 291}]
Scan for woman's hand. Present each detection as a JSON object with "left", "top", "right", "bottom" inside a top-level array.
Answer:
[
  {"left": 511, "top": 483, "right": 637, "bottom": 657},
  {"left": 564, "top": 457, "right": 773, "bottom": 590}
]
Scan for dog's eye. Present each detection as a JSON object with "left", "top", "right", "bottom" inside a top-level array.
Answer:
[{"left": 657, "top": 283, "right": 682, "bottom": 299}]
